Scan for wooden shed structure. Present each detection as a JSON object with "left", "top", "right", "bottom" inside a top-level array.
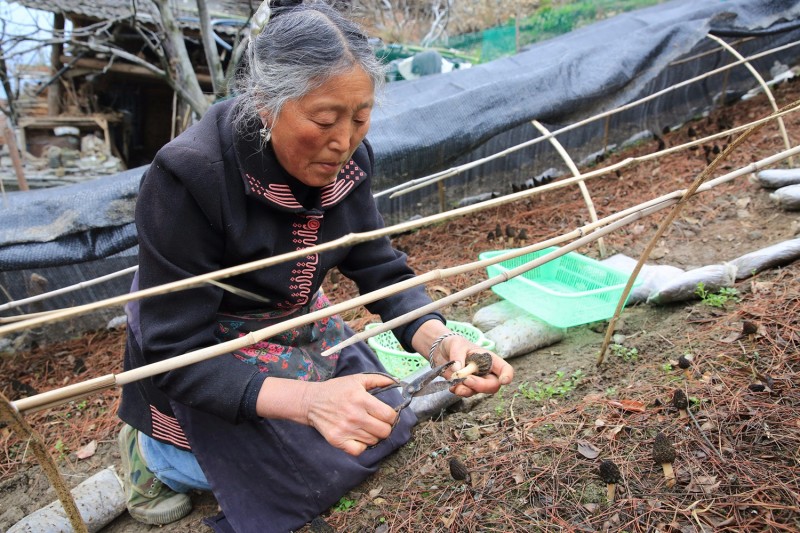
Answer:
[{"left": 8, "top": 0, "right": 254, "bottom": 167}]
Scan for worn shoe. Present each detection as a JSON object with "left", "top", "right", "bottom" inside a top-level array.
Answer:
[{"left": 118, "top": 424, "right": 192, "bottom": 525}]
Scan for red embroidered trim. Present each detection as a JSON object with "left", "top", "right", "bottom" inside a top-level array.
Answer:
[{"left": 150, "top": 405, "right": 191, "bottom": 450}]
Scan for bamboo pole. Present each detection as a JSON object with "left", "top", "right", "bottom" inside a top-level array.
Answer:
[
  {"left": 320, "top": 206, "right": 665, "bottom": 357},
  {"left": 0, "top": 392, "right": 88, "bottom": 532},
  {"left": 596, "top": 100, "right": 800, "bottom": 366},
  {"left": 2, "top": 103, "right": 797, "bottom": 333},
  {"left": 3, "top": 102, "right": 798, "bottom": 337},
  {"left": 0, "top": 265, "right": 138, "bottom": 314},
  {"left": 11, "top": 141, "right": 800, "bottom": 415},
  {"left": 532, "top": 120, "right": 606, "bottom": 258},
  {"left": 380, "top": 39, "right": 800, "bottom": 199},
  {"left": 707, "top": 34, "right": 794, "bottom": 166},
  {"left": 12, "top": 202, "right": 655, "bottom": 415}
]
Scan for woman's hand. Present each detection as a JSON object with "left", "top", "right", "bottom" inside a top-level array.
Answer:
[
  {"left": 256, "top": 374, "right": 400, "bottom": 456},
  {"left": 411, "top": 320, "right": 514, "bottom": 399},
  {"left": 436, "top": 335, "right": 513, "bottom": 399}
]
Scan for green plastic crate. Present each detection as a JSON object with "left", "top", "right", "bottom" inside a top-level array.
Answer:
[
  {"left": 480, "top": 247, "right": 641, "bottom": 328},
  {"left": 366, "top": 320, "right": 495, "bottom": 379}
]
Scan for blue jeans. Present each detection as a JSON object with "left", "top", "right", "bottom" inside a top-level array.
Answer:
[{"left": 139, "top": 431, "right": 211, "bottom": 493}]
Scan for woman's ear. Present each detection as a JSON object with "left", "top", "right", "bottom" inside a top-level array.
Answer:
[{"left": 258, "top": 110, "right": 271, "bottom": 128}]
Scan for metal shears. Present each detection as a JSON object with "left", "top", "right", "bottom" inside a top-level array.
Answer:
[{"left": 368, "top": 361, "right": 465, "bottom": 419}]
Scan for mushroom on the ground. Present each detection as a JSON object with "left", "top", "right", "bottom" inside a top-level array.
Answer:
[
  {"left": 653, "top": 432, "right": 676, "bottom": 488},
  {"left": 448, "top": 457, "right": 471, "bottom": 484},
  {"left": 671, "top": 389, "right": 688, "bottom": 419},
  {"left": 741, "top": 320, "right": 758, "bottom": 336},
  {"left": 451, "top": 352, "right": 494, "bottom": 379},
  {"left": 677, "top": 354, "right": 693, "bottom": 379},
  {"left": 598, "top": 459, "right": 622, "bottom": 502}
]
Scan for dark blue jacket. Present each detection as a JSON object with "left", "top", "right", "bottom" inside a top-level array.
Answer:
[{"left": 119, "top": 98, "right": 442, "bottom": 447}]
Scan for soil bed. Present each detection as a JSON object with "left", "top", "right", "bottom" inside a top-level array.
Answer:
[{"left": 1, "top": 80, "right": 800, "bottom": 532}]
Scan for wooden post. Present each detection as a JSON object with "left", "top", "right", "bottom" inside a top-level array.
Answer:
[
  {"left": 48, "top": 12, "right": 65, "bottom": 115},
  {"left": 1, "top": 115, "right": 28, "bottom": 191}
]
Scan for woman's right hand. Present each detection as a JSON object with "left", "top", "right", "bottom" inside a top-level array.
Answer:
[
  {"left": 256, "top": 374, "right": 400, "bottom": 456},
  {"left": 302, "top": 374, "right": 400, "bottom": 456}
]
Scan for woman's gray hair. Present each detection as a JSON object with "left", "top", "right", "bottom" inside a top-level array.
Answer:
[{"left": 232, "top": 1, "right": 385, "bottom": 135}]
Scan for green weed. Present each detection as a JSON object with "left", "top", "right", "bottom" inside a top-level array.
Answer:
[
  {"left": 517, "top": 370, "right": 583, "bottom": 402},
  {"left": 333, "top": 496, "right": 357, "bottom": 512},
  {"left": 54, "top": 439, "right": 67, "bottom": 460},
  {"left": 494, "top": 386, "right": 507, "bottom": 417},
  {"left": 610, "top": 344, "right": 639, "bottom": 362},
  {"left": 695, "top": 282, "right": 740, "bottom": 308}
]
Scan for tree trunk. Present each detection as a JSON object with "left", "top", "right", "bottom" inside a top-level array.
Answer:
[
  {"left": 151, "top": 0, "right": 209, "bottom": 117},
  {"left": 0, "top": 49, "right": 17, "bottom": 123},
  {"left": 196, "top": 0, "right": 225, "bottom": 96},
  {"left": 48, "top": 13, "right": 65, "bottom": 115}
]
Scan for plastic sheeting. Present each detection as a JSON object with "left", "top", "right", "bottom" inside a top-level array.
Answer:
[
  {"left": 372, "top": 0, "right": 800, "bottom": 221},
  {"left": 1, "top": 0, "right": 799, "bottom": 272},
  {"left": 0, "top": 166, "right": 142, "bottom": 270}
]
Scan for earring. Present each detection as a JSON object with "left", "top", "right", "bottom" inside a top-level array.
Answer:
[{"left": 260, "top": 125, "right": 271, "bottom": 143}]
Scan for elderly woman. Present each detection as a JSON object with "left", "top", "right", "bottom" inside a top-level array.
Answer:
[{"left": 117, "top": 1, "right": 513, "bottom": 531}]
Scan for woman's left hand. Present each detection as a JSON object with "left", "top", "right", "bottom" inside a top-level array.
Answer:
[
  {"left": 435, "top": 335, "right": 513, "bottom": 398},
  {"left": 410, "top": 320, "right": 514, "bottom": 398}
]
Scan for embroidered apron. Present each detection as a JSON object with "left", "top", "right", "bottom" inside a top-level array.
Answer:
[{"left": 170, "top": 291, "right": 416, "bottom": 533}]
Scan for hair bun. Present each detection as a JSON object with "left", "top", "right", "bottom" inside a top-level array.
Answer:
[{"left": 271, "top": 0, "right": 303, "bottom": 8}]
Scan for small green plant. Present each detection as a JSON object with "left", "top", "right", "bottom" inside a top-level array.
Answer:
[
  {"left": 494, "top": 386, "right": 507, "bottom": 417},
  {"left": 54, "top": 439, "right": 67, "bottom": 460},
  {"left": 661, "top": 363, "right": 673, "bottom": 372},
  {"left": 517, "top": 369, "right": 583, "bottom": 402},
  {"left": 610, "top": 344, "right": 639, "bottom": 362},
  {"left": 333, "top": 496, "right": 356, "bottom": 512},
  {"left": 695, "top": 282, "right": 740, "bottom": 308}
]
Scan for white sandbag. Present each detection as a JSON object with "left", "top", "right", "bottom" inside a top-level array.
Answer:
[
  {"left": 769, "top": 184, "right": 800, "bottom": 210},
  {"left": 753, "top": 168, "right": 800, "bottom": 189},
  {"left": 484, "top": 316, "right": 565, "bottom": 359},
  {"left": 472, "top": 300, "right": 531, "bottom": 331},
  {"left": 647, "top": 263, "right": 737, "bottom": 305},
  {"left": 730, "top": 238, "right": 800, "bottom": 280},
  {"left": 9, "top": 467, "right": 126, "bottom": 533},
  {"left": 601, "top": 254, "right": 685, "bottom": 304}
]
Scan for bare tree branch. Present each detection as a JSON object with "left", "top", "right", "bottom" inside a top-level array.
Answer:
[
  {"left": 70, "top": 39, "right": 167, "bottom": 77},
  {"left": 421, "top": 0, "right": 452, "bottom": 47}
]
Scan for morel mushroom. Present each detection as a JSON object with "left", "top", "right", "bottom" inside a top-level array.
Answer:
[
  {"left": 451, "top": 352, "right": 494, "bottom": 379},
  {"left": 741, "top": 320, "right": 758, "bottom": 336},
  {"left": 448, "top": 457, "right": 471, "bottom": 484},
  {"left": 677, "top": 354, "right": 693, "bottom": 379},
  {"left": 598, "top": 459, "right": 622, "bottom": 502},
  {"left": 653, "top": 432, "right": 676, "bottom": 488},
  {"left": 671, "top": 389, "right": 688, "bottom": 419}
]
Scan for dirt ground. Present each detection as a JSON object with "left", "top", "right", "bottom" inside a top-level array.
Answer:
[{"left": 1, "top": 78, "right": 800, "bottom": 532}]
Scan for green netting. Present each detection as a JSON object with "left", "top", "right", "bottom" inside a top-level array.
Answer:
[
  {"left": 480, "top": 26, "right": 517, "bottom": 63},
  {"left": 431, "top": 0, "right": 666, "bottom": 63}
]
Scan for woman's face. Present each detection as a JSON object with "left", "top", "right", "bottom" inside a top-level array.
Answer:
[{"left": 267, "top": 67, "right": 374, "bottom": 187}]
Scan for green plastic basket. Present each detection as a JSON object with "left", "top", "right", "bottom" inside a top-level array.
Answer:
[
  {"left": 366, "top": 320, "right": 495, "bottom": 379},
  {"left": 480, "top": 247, "right": 641, "bottom": 328}
]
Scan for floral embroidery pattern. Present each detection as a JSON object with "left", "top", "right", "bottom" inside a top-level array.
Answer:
[{"left": 215, "top": 291, "right": 343, "bottom": 381}]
